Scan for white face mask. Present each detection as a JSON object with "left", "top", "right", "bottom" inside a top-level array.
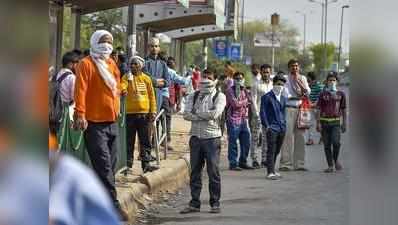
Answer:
[
  {"left": 95, "top": 43, "right": 113, "bottom": 58},
  {"left": 272, "top": 85, "right": 284, "bottom": 95},
  {"left": 328, "top": 81, "right": 337, "bottom": 92},
  {"left": 199, "top": 79, "right": 216, "bottom": 94}
]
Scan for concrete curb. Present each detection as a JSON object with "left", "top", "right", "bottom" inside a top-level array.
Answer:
[{"left": 117, "top": 153, "right": 191, "bottom": 223}]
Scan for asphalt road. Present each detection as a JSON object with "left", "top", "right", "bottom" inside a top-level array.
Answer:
[{"left": 137, "top": 129, "right": 349, "bottom": 225}]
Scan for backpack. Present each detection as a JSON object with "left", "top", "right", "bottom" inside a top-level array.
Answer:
[
  {"left": 49, "top": 71, "right": 72, "bottom": 126},
  {"left": 192, "top": 90, "right": 223, "bottom": 129}
]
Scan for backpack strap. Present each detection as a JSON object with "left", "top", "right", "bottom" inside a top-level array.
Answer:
[{"left": 56, "top": 71, "right": 73, "bottom": 83}]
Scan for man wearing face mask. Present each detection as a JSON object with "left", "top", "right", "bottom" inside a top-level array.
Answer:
[
  {"left": 316, "top": 72, "right": 347, "bottom": 173},
  {"left": 260, "top": 75, "right": 288, "bottom": 180},
  {"left": 181, "top": 69, "right": 226, "bottom": 214},
  {"left": 226, "top": 72, "right": 254, "bottom": 171},
  {"left": 73, "top": 30, "right": 128, "bottom": 221},
  {"left": 250, "top": 64, "right": 274, "bottom": 168},
  {"left": 280, "top": 59, "right": 311, "bottom": 171}
]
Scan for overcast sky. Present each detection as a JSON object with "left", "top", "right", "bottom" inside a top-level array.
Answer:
[{"left": 243, "top": 0, "right": 351, "bottom": 52}]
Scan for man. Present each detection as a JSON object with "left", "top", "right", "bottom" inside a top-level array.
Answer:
[
  {"left": 226, "top": 72, "right": 254, "bottom": 171},
  {"left": 180, "top": 69, "right": 226, "bottom": 214},
  {"left": 250, "top": 64, "right": 274, "bottom": 168},
  {"left": 143, "top": 37, "right": 170, "bottom": 154},
  {"left": 121, "top": 56, "right": 158, "bottom": 173},
  {"left": 316, "top": 72, "right": 347, "bottom": 173},
  {"left": 280, "top": 59, "right": 311, "bottom": 171},
  {"left": 306, "top": 71, "right": 324, "bottom": 145},
  {"left": 73, "top": 30, "right": 128, "bottom": 220},
  {"left": 55, "top": 51, "right": 79, "bottom": 121},
  {"left": 166, "top": 56, "right": 190, "bottom": 114},
  {"left": 260, "top": 74, "right": 288, "bottom": 180},
  {"left": 191, "top": 65, "right": 201, "bottom": 90}
]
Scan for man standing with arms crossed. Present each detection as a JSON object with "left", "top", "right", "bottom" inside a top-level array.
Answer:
[{"left": 280, "top": 59, "right": 311, "bottom": 171}]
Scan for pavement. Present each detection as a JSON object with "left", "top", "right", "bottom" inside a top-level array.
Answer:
[{"left": 135, "top": 115, "right": 350, "bottom": 225}]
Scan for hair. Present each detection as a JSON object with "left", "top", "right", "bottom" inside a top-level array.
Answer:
[
  {"left": 277, "top": 70, "right": 285, "bottom": 75},
  {"left": 273, "top": 74, "right": 287, "bottom": 84},
  {"left": 233, "top": 71, "right": 245, "bottom": 79},
  {"left": 307, "top": 71, "right": 317, "bottom": 81},
  {"left": 251, "top": 63, "right": 260, "bottom": 70},
  {"left": 72, "top": 49, "right": 82, "bottom": 56},
  {"left": 326, "top": 71, "right": 339, "bottom": 82},
  {"left": 62, "top": 51, "right": 79, "bottom": 67},
  {"left": 166, "top": 56, "right": 175, "bottom": 67},
  {"left": 288, "top": 59, "right": 299, "bottom": 67},
  {"left": 83, "top": 49, "right": 90, "bottom": 57},
  {"left": 260, "top": 64, "right": 272, "bottom": 70}
]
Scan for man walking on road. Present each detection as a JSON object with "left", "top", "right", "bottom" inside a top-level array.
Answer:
[
  {"left": 280, "top": 59, "right": 311, "bottom": 171},
  {"left": 181, "top": 69, "right": 226, "bottom": 214},
  {"left": 73, "top": 30, "right": 128, "bottom": 220},
  {"left": 316, "top": 72, "right": 347, "bottom": 173},
  {"left": 306, "top": 71, "right": 324, "bottom": 145},
  {"left": 260, "top": 74, "right": 288, "bottom": 180},
  {"left": 226, "top": 72, "right": 254, "bottom": 171}
]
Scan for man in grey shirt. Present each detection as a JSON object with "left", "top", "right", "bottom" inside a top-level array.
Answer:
[
  {"left": 180, "top": 69, "right": 226, "bottom": 214},
  {"left": 280, "top": 59, "right": 311, "bottom": 171}
]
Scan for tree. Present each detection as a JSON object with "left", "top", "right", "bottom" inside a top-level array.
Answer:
[{"left": 310, "top": 42, "right": 336, "bottom": 74}]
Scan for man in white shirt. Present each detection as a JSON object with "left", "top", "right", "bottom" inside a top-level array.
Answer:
[
  {"left": 280, "top": 59, "right": 311, "bottom": 171},
  {"left": 250, "top": 64, "right": 274, "bottom": 168},
  {"left": 55, "top": 51, "right": 79, "bottom": 120}
]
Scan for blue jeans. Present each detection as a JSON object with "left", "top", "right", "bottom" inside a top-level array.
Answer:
[{"left": 227, "top": 120, "right": 251, "bottom": 168}]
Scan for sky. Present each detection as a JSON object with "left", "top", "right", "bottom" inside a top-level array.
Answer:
[{"left": 243, "top": 0, "right": 351, "bottom": 53}]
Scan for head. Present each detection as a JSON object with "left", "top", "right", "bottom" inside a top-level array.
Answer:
[
  {"left": 202, "top": 68, "right": 216, "bottom": 81},
  {"left": 277, "top": 70, "right": 285, "bottom": 76},
  {"left": 326, "top": 71, "right": 339, "bottom": 90},
  {"left": 251, "top": 64, "right": 260, "bottom": 76},
  {"left": 260, "top": 64, "right": 272, "bottom": 81},
  {"left": 90, "top": 30, "right": 114, "bottom": 59},
  {"left": 72, "top": 49, "right": 84, "bottom": 59},
  {"left": 166, "top": 57, "right": 176, "bottom": 69},
  {"left": 149, "top": 37, "right": 160, "bottom": 56},
  {"left": 233, "top": 71, "right": 245, "bottom": 87},
  {"left": 62, "top": 51, "right": 79, "bottom": 73},
  {"left": 224, "top": 62, "right": 235, "bottom": 78},
  {"left": 110, "top": 51, "right": 118, "bottom": 63},
  {"left": 306, "top": 71, "right": 317, "bottom": 85},
  {"left": 83, "top": 49, "right": 90, "bottom": 57},
  {"left": 129, "top": 56, "right": 145, "bottom": 75},
  {"left": 288, "top": 59, "right": 300, "bottom": 75},
  {"left": 272, "top": 74, "right": 287, "bottom": 95}
]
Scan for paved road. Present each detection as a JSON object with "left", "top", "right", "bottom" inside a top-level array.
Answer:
[{"left": 138, "top": 127, "right": 349, "bottom": 225}]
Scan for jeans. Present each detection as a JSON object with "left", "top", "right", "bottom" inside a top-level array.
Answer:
[
  {"left": 126, "top": 114, "right": 152, "bottom": 169},
  {"left": 266, "top": 129, "right": 286, "bottom": 174},
  {"left": 321, "top": 122, "right": 341, "bottom": 167},
  {"left": 84, "top": 121, "right": 119, "bottom": 205},
  {"left": 189, "top": 136, "right": 221, "bottom": 208},
  {"left": 227, "top": 120, "right": 251, "bottom": 168}
]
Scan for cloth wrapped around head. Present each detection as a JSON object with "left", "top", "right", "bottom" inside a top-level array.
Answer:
[
  {"left": 90, "top": 30, "right": 114, "bottom": 59},
  {"left": 129, "top": 55, "right": 145, "bottom": 69}
]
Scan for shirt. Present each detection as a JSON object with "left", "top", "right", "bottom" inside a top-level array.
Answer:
[
  {"left": 74, "top": 56, "right": 121, "bottom": 122},
  {"left": 251, "top": 79, "right": 273, "bottom": 116},
  {"left": 283, "top": 74, "right": 311, "bottom": 107},
  {"left": 56, "top": 68, "right": 75, "bottom": 104},
  {"left": 168, "top": 68, "right": 190, "bottom": 105},
  {"left": 143, "top": 55, "right": 170, "bottom": 109},
  {"left": 121, "top": 72, "right": 157, "bottom": 114},
  {"left": 191, "top": 70, "right": 201, "bottom": 90},
  {"left": 317, "top": 90, "right": 347, "bottom": 118},
  {"left": 226, "top": 86, "right": 250, "bottom": 126},
  {"left": 260, "top": 91, "right": 287, "bottom": 133},
  {"left": 183, "top": 89, "right": 226, "bottom": 139},
  {"left": 309, "top": 81, "right": 324, "bottom": 103}
]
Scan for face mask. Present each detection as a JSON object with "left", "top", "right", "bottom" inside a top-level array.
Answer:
[
  {"left": 235, "top": 79, "right": 245, "bottom": 87},
  {"left": 199, "top": 79, "right": 216, "bottom": 94},
  {"left": 328, "top": 81, "right": 337, "bottom": 92},
  {"left": 96, "top": 43, "right": 113, "bottom": 56},
  {"left": 273, "top": 85, "right": 284, "bottom": 95}
]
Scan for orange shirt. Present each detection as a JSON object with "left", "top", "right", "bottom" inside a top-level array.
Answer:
[{"left": 74, "top": 56, "right": 121, "bottom": 122}]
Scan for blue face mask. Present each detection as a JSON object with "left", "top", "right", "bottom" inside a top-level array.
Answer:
[
  {"left": 235, "top": 79, "right": 245, "bottom": 87},
  {"left": 328, "top": 81, "right": 337, "bottom": 92}
]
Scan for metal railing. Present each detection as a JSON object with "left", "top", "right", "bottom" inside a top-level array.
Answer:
[{"left": 153, "top": 109, "right": 168, "bottom": 166}]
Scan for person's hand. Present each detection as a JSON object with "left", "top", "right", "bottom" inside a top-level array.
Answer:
[
  {"left": 148, "top": 113, "right": 157, "bottom": 122},
  {"left": 73, "top": 116, "right": 88, "bottom": 131},
  {"left": 121, "top": 89, "right": 128, "bottom": 96},
  {"left": 156, "top": 79, "right": 165, "bottom": 88},
  {"left": 316, "top": 122, "right": 322, "bottom": 133},
  {"left": 341, "top": 123, "right": 347, "bottom": 133}
]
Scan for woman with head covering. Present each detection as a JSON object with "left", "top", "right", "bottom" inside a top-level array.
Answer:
[
  {"left": 73, "top": 30, "right": 128, "bottom": 221},
  {"left": 120, "top": 55, "right": 158, "bottom": 173}
]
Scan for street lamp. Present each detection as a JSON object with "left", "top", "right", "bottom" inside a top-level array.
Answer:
[
  {"left": 295, "top": 10, "right": 313, "bottom": 56},
  {"left": 337, "top": 5, "right": 349, "bottom": 75}
]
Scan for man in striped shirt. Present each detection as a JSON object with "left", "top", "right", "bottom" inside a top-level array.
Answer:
[{"left": 306, "top": 72, "right": 324, "bottom": 145}]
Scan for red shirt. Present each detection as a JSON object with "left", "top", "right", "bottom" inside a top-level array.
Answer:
[
  {"left": 192, "top": 70, "right": 201, "bottom": 90},
  {"left": 317, "top": 90, "right": 347, "bottom": 118}
]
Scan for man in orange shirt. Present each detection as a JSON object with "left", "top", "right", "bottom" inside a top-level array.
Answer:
[{"left": 73, "top": 30, "right": 128, "bottom": 221}]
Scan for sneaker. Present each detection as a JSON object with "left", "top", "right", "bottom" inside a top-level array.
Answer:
[
  {"left": 238, "top": 163, "right": 255, "bottom": 170},
  {"left": 335, "top": 161, "right": 343, "bottom": 171},
  {"left": 275, "top": 172, "right": 282, "bottom": 178},
  {"left": 324, "top": 167, "right": 334, "bottom": 173},
  {"left": 252, "top": 161, "right": 261, "bottom": 169},
  {"left": 180, "top": 206, "right": 200, "bottom": 214},
  {"left": 229, "top": 166, "right": 242, "bottom": 171},
  {"left": 210, "top": 206, "right": 221, "bottom": 214},
  {"left": 266, "top": 173, "right": 278, "bottom": 180},
  {"left": 306, "top": 139, "right": 314, "bottom": 145}
]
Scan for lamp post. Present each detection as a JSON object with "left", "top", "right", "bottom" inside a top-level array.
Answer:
[
  {"left": 295, "top": 10, "right": 313, "bottom": 56},
  {"left": 337, "top": 5, "right": 349, "bottom": 75}
]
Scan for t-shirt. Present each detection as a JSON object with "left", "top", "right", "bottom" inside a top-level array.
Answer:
[
  {"left": 309, "top": 81, "right": 324, "bottom": 103},
  {"left": 317, "top": 90, "right": 347, "bottom": 118}
]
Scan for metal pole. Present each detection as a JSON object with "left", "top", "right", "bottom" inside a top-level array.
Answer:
[
  {"left": 127, "top": 4, "right": 137, "bottom": 59},
  {"left": 323, "top": 0, "right": 328, "bottom": 77},
  {"left": 337, "top": 6, "right": 348, "bottom": 75},
  {"left": 271, "top": 24, "right": 275, "bottom": 72},
  {"left": 303, "top": 13, "right": 306, "bottom": 55},
  {"left": 202, "top": 38, "right": 208, "bottom": 69},
  {"left": 240, "top": 0, "right": 245, "bottom": 42},
  {"left": 71, "top": 8, "right": 81, "bottom": 50},
  {"left": 321, "top": 3, "right": 324, "bottom": 45}
]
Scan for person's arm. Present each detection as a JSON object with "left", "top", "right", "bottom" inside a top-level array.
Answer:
[
  {"left": 120, "top": 75, "right": 129, "bottom": 94},
  {"left": 251, "top": 82, "right": 259, "bottom": 115},
  {"left": 299, "top": 76, "right": 311, "bottom": 96},
  {"left": 74, "top": 62, "right": 89, "bottom": 119},
  {"left": 340, "top": 92, "right": 347, "bottom": 133},
  {"left": 226, "top": 88, "right": 248, "bottom": 109},
  {"left": 316, "top": 92, "right": 323, "bottom": 132},
  {"left": 183, "top": 94, "right": 201, "bottom": 121},
  {"left": 172, "top": 70, "right": 190, "bottom": 86},
  {"left": 162, "top": 62, "right": 170, "bottom": 87},
  {"left": 196, "top": 93, "right": 226, "bottom": 120},
  {"left": 147, "top": 77, "right": 157, "bottom": 114},
  {"left": 259, "top": 95, "right": 269, "bottom": 128}
]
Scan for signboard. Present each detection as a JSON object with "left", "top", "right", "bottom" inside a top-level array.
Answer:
[
  {"left": 244, "top": 56, "right": 252, "bottom": 65},
  {"left": 229, "top": 43, "right": 241, "bottom": 61},
  {"left": 254, "top": 32, "right": 281, "bottom": 47},
  {"left": 214, "top": 40, "right": 228, "bottom": 58}
]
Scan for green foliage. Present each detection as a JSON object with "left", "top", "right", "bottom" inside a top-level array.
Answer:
[{"left": 310, "top": 42, "right": 336, "bottom": 74}]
